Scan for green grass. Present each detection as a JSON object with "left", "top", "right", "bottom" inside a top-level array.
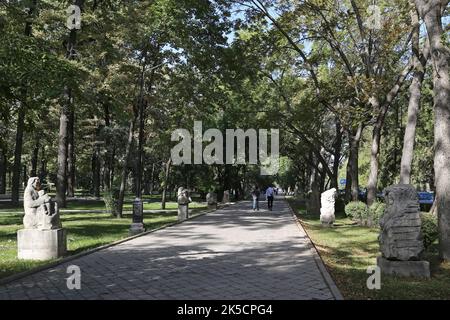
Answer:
[
  {"left": 287, "top": 198, "right": 450, "bottom": 300},
  {"left": 0, "top": 202, "right": 208, "bottom": 280},
  {"left": 0, "top": 199, "right": 207, "bottom": 213}
]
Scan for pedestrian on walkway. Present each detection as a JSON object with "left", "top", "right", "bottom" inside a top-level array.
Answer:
[
  {"left": 266, "top": 185, "right": 274, "bottom": 211},
  {"left": 251, "top": 186, "right": 260, "bottom": 211}
]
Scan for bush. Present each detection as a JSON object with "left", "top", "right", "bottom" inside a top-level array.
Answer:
[
  {"left": 345, "top": 201, "right": 369, "bottom": 223},
  {"left": 369, "top": 201, "right": 386, "bottom": 225},
  {"left": 421, "top": 213, "right": 438, "bottom": 249}
]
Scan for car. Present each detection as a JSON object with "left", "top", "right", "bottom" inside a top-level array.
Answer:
[{"left": 417, "top": 191, "right": 434, "bottom": 205}]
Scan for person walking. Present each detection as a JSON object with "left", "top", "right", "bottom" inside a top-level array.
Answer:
[
  {"left": 266, "top": 185, "right": 274, "bottom": 211},
  {"left": 251, "top": 186, "right": 260, "bottom": 211}
]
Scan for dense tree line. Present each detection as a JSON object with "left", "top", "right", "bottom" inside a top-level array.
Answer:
[{"left": 0, "top": 0, "right": 449, "bottom": 259}]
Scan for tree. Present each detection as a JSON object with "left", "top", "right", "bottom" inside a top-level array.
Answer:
[
  {"left": 415, "top": 0, "right": 450, "bottom": 260},
  {"left": 400, "top": 3, "right": 430, "bottom": 184}
]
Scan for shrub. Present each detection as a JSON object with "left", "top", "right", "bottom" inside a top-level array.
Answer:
[
  {"left": 421, "top": 213, "right": 438, "bottom": 249},
  {"left": 345, "top": 201, "right": 369, "bottom": 223},
  {"left": 369, "top": 201, "right": 386, "bottom": 225}
]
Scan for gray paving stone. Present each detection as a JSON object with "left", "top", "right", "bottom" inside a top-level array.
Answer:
[{"left": 0, "top": 198, "right": 340, "bottom": 300}]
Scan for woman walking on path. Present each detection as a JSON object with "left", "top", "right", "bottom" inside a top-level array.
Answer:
[
  {"left": 266, "top": 185, "right": 274, "bottom": 211},
  {"left": 251, "top": 186, "right": 260, "bottom": 211}
]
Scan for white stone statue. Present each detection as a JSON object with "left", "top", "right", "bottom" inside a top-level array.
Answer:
[
  {"left": 222, "top": 190, "right": 230, "bottom": 203},
  {"left": 206, "top": 191, "right": 217, "bottom": 210},
  {"left": 23, "top": 177, "right": 61, "bottom": 230},
  {"left": 177, "top": 187, "right": 191, "bottom": 221},
  {"left": 320, "top": 188, "right": 337, "bottom": 227},
  {"left": 177, "top": 187, "right": 191, "bottom": 205}
]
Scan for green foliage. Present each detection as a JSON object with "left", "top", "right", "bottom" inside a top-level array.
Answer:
[
  {"left": 276, "top": 157, "right": 296, "bottom": 191},
  {"left": 291, "top": 199, "right": 450, "bottom": 300},
  {"left": 345, "top": 201, "right": 369, "bottom": 222},
  {"left": 369, "top": 201, "right": 386, "bottom": 225},
  {"left": 421, "top": 213, "right": 438, "bottom": 249}
]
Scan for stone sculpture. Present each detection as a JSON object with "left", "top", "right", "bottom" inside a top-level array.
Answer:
[
  {"left": 18, "top": 177, "right": 66, "bottom": 260},
  {"left": 177, "top": 187, "right": 191, "bottom": 221},
  {"left": 222, "top": 190, "right": 230, "bottom": 204},
  {"left": 377, "top": 184, "right": 430, "bottom": 278},
  {"left": 206, "top": 192, "right": 217, "bottom": 210},
  {"left": 320, "top": 188, "right": 337, "bottom": 227},
  {"left": 23, "top": 177, "right": 61, "bottom": 230}
]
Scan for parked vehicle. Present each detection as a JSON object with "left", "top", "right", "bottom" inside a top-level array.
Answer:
[{"left": 418, "top": 191, "right": 434, "bottom": 211}]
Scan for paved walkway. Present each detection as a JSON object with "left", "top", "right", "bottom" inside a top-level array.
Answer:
[{"left": 0, "top": 199, "right": 342, "bottom": 300}]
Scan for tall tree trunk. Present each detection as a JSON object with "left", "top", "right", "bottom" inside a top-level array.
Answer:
[
  {"left": 67, "top": 109, "right": 75, "bottom": 197},
  {"left": 331, "top": 118, "right": 342, "bottom": 189},
  {"left": 117, "top": 116, "right": 136, "bottom": 218},
  {"left": 110, "top": 146, "right": 115, "bottom": 188},
  {"left": 400, "top": 5, "right": 428, "bottom": 184},
  {"left": 149, "top": 162, "right": 155, "bottom": 194},
  {"left": 39, "top": 147, "right": 47, "bottom": 183},
  {"left": 103, "top": 103, "right": 112, "bottom": 191},
  {"left": 161, "top": 158, "right": 172, "bottom": 210},
  {"left": 11, "top": 1, "right": 36, "bottom": 204},
  {"left": 57, "top": 0, "right": 83, "bottom": 207},
  {"left": 347, "top": 125, "right": 363, "bottom": 202},
  {"left": 30, "top": 135, "right": 40, "bottom": 177},
  {"left": 0, "top": 149, "right": 6, "bottom": 194},
  {"left": 416, "top": 0, "right": 450, "bottom": 260},
  {"left": 56, "top": 88, "right": 70, "bottom": 208},
  {"left": 92, "top": 142, "right": 101, "bottom": 198},
  {"left": 11, "top": 105, "right": 25, "bottom": 205},
  {"left": 367, "top": 119, "right": 384, "bottom": 206},
  {"left": 345, "top": 154, "right": 352, "bottom": 203}
]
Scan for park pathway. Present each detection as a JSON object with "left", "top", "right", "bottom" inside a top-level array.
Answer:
[{"left": 0, "top": 198, "right": 342, "bottom": 300}]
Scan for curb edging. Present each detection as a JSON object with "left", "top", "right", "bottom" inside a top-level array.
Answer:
[
  {"left": 0, "top": 203, "right": 232, "bottom": 287},
  {"left": 285, "top": 198, "right": 344, "bottom": 301}
]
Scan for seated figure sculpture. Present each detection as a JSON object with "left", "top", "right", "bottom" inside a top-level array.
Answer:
[
  {"left": 177, "top": 187, "right": 191, "bottom": 205},
  {"left": 23, "top": 177, "right": 61, "bottom": 230}
]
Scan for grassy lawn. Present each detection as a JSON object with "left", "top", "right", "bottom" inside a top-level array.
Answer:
[
  {"left": 287, "top": 198, "right": 450, "bottom": 300},
  {"left": 0, "top": 198, "right": 207, "bottom": 213},
  {"left": 0, "top": 202, "right": 208, "bottom": 280}
]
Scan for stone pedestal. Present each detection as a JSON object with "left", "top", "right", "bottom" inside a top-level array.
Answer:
[
  {"left": 320, "top": 188, "right": 337, "bottom": 227},
  {"left": 207, "top": 203, "right": 217, "bottom": 211},
  {"left": 18, "top": 228, "right": 66, "bottom": 260},
  {"left": 129, "top": 223, "right": 145, "bottom": 235},
  {"left": 377, "top": 256, "right": 430, "bottom": 278},
  {"left": 129, "top": 198, "right": 145, "bottom": 235},
  {"left": 178, "top": 204, "right": 188, "bottom": 221},
  {"left": 206, "top": 192, "right": 217, "bottom": 211}
]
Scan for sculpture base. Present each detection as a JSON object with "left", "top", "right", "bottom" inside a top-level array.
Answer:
[
  {"left": 178, "top": 205, "right": 188, "bottom": 221},
  {"left": 377, "top": 256, "right": 430, "bottom": 279},
  {"left": 320, "top": 221, "right": 334, "bottom": 228},
  {"left": 17, "top": 228, "right": 66, "bottom": 261},
  {"left": 207, "top": 204, "right": 217, "bottom": 211},
  {"left": 320, "top": 212, "right": 335, "bottom": 228},
  {"left": 129, "top": 223, "right": 145, "bottom": 236}
]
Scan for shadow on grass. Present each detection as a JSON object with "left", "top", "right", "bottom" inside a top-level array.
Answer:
[{"left": 287, "top": 198, "right": 450, "bottom": 299}]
